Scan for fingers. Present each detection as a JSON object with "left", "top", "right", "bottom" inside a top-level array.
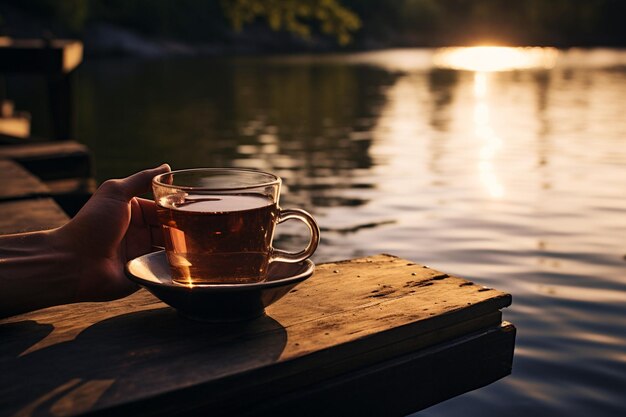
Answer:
[
  {"left": 119, "top": 164, "right": 171, "bottom": 199},
  {"left": 135, "top": 197, "right": 166, "bottom": 247},
  {"left": 136, "top": 197, "right": 160, "bottom": 226},
  {"left": 99, "top": 164, "right": 171, "bottom": 202},
  {"left": 128, "top": 197, "right": 165, "bottom": 254}
]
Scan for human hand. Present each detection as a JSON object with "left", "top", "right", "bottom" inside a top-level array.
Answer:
[{"left": 55, "top": 164, "right": 171, "bottom": 302}]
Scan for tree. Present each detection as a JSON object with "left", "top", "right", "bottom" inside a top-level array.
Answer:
[{"left": 220, "top": 0, "right": 361, "bottom": 45}]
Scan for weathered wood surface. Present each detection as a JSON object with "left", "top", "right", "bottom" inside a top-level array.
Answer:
[
  {"left": 0, "top": 254, "right": 514, "bottom": 416},
  {"left": 0, "top": 160, "right": 49, "bottom": 201},
  {"left": 0, "top": 141, "right": 92, "bottom": 180},
  {"left": 0, "top": 141, "right": 94, "bottom": 216},
  {"left": 0, "top": 198, "right": 69, "bottom": 234}
]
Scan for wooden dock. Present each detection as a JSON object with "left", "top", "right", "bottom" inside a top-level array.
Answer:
[
  {"left": 0, "top": 254, "right": 515, "bottom": 416},
  {"left": 0, "top": 35, "right": 90, "bottom": 222},
  {"left": 0, "top": 37, "right": 83, "bottom": 140},
  {"left": 0, "top": 139, "right": 93, "bottom": 230}
]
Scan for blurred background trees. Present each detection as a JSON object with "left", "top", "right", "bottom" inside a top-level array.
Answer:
[{"left": 0, "top": 0, "right": 625, "bottom": 49}]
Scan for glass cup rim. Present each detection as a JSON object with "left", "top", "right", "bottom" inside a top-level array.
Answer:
[{"left": 152, "top": 167, "right": 281, "bottom": 192}]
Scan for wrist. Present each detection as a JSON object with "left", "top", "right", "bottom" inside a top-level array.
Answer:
[
  {"left": 46, "top": 227, "right": 83, "bottom": 302},
  {"left": 0, "top": 228, "right": 79, "bottom": 318}
]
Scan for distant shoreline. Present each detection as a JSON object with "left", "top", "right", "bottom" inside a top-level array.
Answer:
[
  {"left": 2, "top": 2, "right": 625, "bottom": 60},
  {"left": 78, "top": 24, "right": 626, "bottom": 59}
]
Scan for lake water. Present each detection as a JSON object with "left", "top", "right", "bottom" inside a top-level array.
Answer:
[{"left": 25, "top": 48, "right": 626, "bottom": 416}]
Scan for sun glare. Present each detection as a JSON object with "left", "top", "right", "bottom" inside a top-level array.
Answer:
[{"left": 434, "top": 46, "right": 559, "bottom": 72}]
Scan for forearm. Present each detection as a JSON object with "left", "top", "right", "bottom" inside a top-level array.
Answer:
[{"left": 0, "top": 229, "right": 78, "bottom": 318}]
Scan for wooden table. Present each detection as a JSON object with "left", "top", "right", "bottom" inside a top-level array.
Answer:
[{"left": 0, "top": 255, "right": 515, "bottom": 416}]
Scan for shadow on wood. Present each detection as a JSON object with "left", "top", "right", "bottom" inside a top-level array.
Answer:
[
  {"left": 0, "top": 309, "right": 287, "bottom": 417},
  {"left": 247, "top": 323, "right": 515, "bottom": 417},
  {"left": 0, "top": 255, "right": 515, "bottom": 416}
]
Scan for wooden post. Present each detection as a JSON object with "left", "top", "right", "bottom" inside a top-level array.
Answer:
[
  {"left": 0, "top": 38, "right": 83, "bottom": 141},
  {"left": 47, "top": 73, "right": 73, "bottom": 140}
]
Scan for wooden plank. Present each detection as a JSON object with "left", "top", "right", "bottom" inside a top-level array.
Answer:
[
  {"left": 0, "top": 156, "right": 93, "bottom": 216},
  {"left": 0, "top": 198, "right": 69, "bottom": 234},
  {"left": 0, "top": 133, "right": 47, "bottom": 145},
  {"left": 0, "top": 114, "right": 30, "bottom": 138},
  {"left": 0, "top": 141, "right": 92, "bottom": 180},
  {"left": 44, "top": 178, "right": 96, "bottom": 217},
  {"left": 0, "top": 158, "right": 93, "bottom": 216},
  {"left": 0, "top": 160, "right": 49, "bottom": 201},
  {"left": 0, "top": 140, "right": 89, "bottom": 161},
  {"left": 0, "top": 141, "right": 95, "bottom": 216},
  {"left": 239, "top": 323, "right": 516, "bottom": 417},
  {"left": 0, "top": 37, "right": 83, "bottom": 75},
  {"left": 0, "top": 255, "right": 513, "bottom": 417}
]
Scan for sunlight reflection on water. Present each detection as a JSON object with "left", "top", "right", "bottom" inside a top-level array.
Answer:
[
  {"left": 434, "top": 46, "right": 559, "bottom": 72},
  {"left": 66, "top": 47, "right": 626, "bottom": 417}
]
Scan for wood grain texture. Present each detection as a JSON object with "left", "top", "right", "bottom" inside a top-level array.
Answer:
[
  {"left": 0, "top": 141, "right": 91, "bottom": 180},
  {"left": 0, "top": 255, "right": 513, "bottom": 417},
  {"left": 0, "top": 198, "right": 69, "bottom": 234},
  {"left": 0, "top": 160, "right": 49, "bottom": 201},
  {"left": 0, "top": 159, "right": 94, "bottom": 216},
  {"left": 0, "top": 142, "right": 87, "bottom": 160}
]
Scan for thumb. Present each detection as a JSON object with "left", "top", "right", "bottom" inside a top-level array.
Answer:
[{"left": 99, "top": 164, "right": 171, "bottom": 201}]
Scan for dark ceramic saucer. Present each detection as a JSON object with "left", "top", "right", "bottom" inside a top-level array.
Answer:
[{"left": 125, "top": 251, "right": 314, "bottom": 322}]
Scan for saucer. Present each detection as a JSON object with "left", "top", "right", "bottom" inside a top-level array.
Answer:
[{"left": 125, "top": 251, "right": 315, "bottom": 322}]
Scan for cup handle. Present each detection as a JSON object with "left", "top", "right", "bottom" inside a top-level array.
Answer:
[{"left": 271, "top": 208, "right": 320, "bottom": 263}]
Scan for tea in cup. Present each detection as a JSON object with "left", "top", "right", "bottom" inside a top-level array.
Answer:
[{"left": 152, "top": 168, "right": 319, "bottom": 285}]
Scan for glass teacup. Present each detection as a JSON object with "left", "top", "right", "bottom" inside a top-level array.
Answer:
[{"left": 152, "top": 168, "right": 320, "bottom": 285}]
